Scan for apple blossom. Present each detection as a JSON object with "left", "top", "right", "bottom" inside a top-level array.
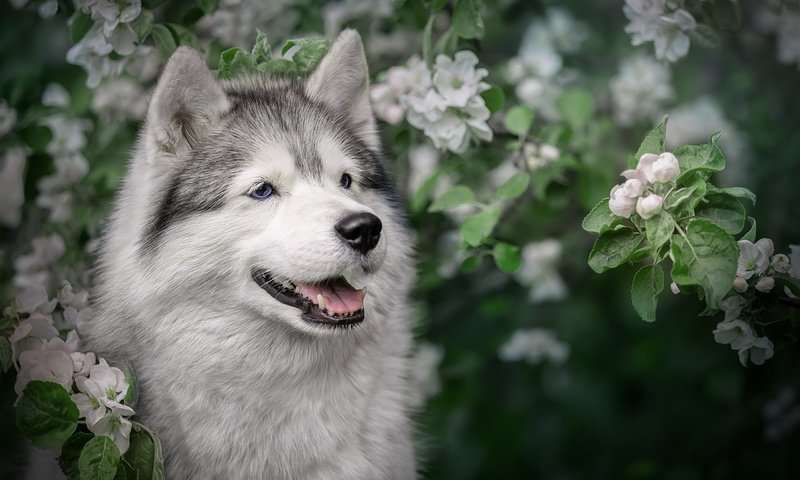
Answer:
[
  {"left": 650, "top": 152, "right": 680, "bottom": 182},
  {"left": 623, "top": 178, "right": 646, "bottom": 198},
  {"left": 737, "top": 240, "right": 769, "bottom": 279},
  {"left": 790, "top": 245, "right": 800, "bottom": 279},
  {"left": 732, "top": 276, "right": 748, "bottom": 293},
  {"left": 713, "top": 319, "right": 755, "bottom": 350},
  {"left": 636, "top": 194, "right": 663, "bottom": 219},
  {"left": 756, "top": 238, "right": 775, "bottom": 258},
  {"left": 670, "top": 282, "right": 680, "bottom": 294},
  {"left": 755, "top": 276, "right": 775, "bottom": 293},
  {"left": 75, "top": 358, "right": 130, "bottom": 410},
  {"left": 14, "top": 349, "right": 74, "bottom": 395},
  {"left": 635, "top": 153, "right": 658, "bottom": 183},
  {"left": 738, "top": 336, "right": 774, "bottom": 367},
  {"left": 609, "top": 184, "right": 637, "bottom": 218},
  {"left": 771, "top": 254, "right": 791, "bottom": 273},
  {"left": 90, "top": 404, "right": 135, "bottom": 454}
]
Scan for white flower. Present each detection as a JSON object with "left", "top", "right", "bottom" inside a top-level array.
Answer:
[
  {"left": 41, "top": 115, "right": 91, "bottom": 156},
  {"left": 15, "top": 349, "right": 75, "bottom": 395},
  {"left": 737, "top": 240, "right": 770, "bottom": 279},
  {"left": 371, "top": 57, "right": 429, "bottom": 125},
  {"left": 720, "top": 295, "right": 747, "bottom": 322},
  {"left": 406, "top": 144, "right": 440, "bottom": 196},
  {"left": 610, "top": 55, "right": 674, "bottom": 126},
  {"left": 650, "top": 152, "right": 680, "bottom": 182},
  {"left": 609, "top": 184, "right": 637, "bottom": 218},
  {"left": 756, "top": 238, "right": 775, "bottom": 258},
  {"left": 409, "top": 342, "right": 444, "bottom": 407},
  {"left": 90, "top": 405, "right": 135, "bottom": 454},
  {"left": 789, "top": 245, "right": 800, "bottom": 279},
  {"left": 0, "top": 146, "right": 28, "bottom": 228},
  {"left": 15, "top": 285, "right": 58, "bottom": 314},
  {"left": 42, "top": 83, "right": 71, "bottom": 108},
  {"left": 197, "top": 0, "right": 299, "bottom": 49},
  {"left": 732, "top": 276, "right": 748, "bottom": 293},
  {"left": 771, "top": 254, "right": 791, "bottom": 274},
  {"left": 433, "top": 51, "right": 489, "bottom": 108},
  {"left": 670, "top": 282, "right": 680, "bottom": 294},
  {"left": 636, "top": 194, "right": 663, "bottom": 219},
  {"left": 713, "top": 319, "right": 755, "bottom": 350},
  {"left": 13, "top": 234, "right": 66, "bottom": 289},
  {"left": 499, "top": 328, "right": 570, "bottom": 365},
  {"left": 755, "top": 276, "right": 775, "bottom": 293},
  {"left": 0, "top": 99, "right": 18, "bottom": 135},
  {"left": 66, "top": 23, "right": 126, "bottom": 88},
  {"left": 738, "top": 336, "right": 774, "bottom": 367},
  {"left": 38, "top": 0, "right": 58, "bottom": 18},
  {"left": 74, "top": 358, "right": 130, "bottom": 410},
  {"left": 522, "top": 142, "right": 560, "bottom": 170},
  {"left": 71, "top": 351, "right": 96, "bottom": 378},
  {"left": 90, "top": 78, "right": 148, "bottom": 122},
  {"left": 623, "top": 178, "right": 646, "bottom": 198},
  {"left": 515, "top": 240, "right": 567, "bottom": 303},
  {"left": 623, "top": 0, "right": 696, "bottom": 62},
  {"left": 9, "top": 314, "right": 60, "bottom": 363}
]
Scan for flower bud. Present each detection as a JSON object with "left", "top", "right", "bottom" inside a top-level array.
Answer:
[
  {"left": 755, "top": 238, "right": 774, "bottom": 258},
  {"left": 622, "top": 178, "right": 645, "bottom": 198},
  {"left": 732, "top": 276, "right": 748, "bottom": 293},
  {"left": 755, "top": 276, "right": 775, "bottom": 293},
  {"left": 636, "top": 194, "right": 663, "bottom": 219},
  {"left": 609, "top": 184, "right": 637, "bottom": 218},
  {"left": 771, "top": 254, "right": 791, "bottom": 273},
  {"left": 670, "top": 282, "right": 680, "bottom": 294},
  {"left": 636, "top": 153, "right": 658, "bottom": 183},
  {"left": 650, "top": 152, "right": 680, "bottom": 183}
]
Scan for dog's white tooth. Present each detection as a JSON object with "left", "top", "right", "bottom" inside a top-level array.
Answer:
[{"left": 317, "top": 294, "right": 326, "bottom": 310}]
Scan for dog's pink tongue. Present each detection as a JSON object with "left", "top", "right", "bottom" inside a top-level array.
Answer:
[{"left": 297, "top": 281, "right": 364, "bottom": 315}]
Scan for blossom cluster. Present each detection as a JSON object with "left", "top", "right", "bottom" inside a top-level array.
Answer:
[
  {"left": 37, "top": 85, "right": 92, "bottom": 223},
  {"left": 755, "top": 1, "right": 800, "bottom": 69},
  {"left": 6, "top": 284, "right": 136, "bottom": 454},
  {"left": 623, "top": 0, "right": 697, "bottom": 63},
  {"left": 499, "top": 328, "right": 570, "bottom": 366},
  {"left": 712, "top": 239, "right": 800, "bottom": 366},
  {"left": 608, "top": 151, "right": 680, "bottom": 219},
  {"left": 370, "top": 51, "right": 493, "bottom": 154},
  {"left": 67, "top": 0, "right": 159, "bottom": 87},
  {"left": 610, "top": 55, "right": 674, "bottom": 127},
  {"left": 514, "top": 240, "right": 568, "bottom": 304},
  {"left": 504, "top": 8, "right": 588, "bottom": 121}
]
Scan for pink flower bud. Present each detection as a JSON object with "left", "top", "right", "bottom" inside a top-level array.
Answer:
[
  {"left": 609, "top": 184, "right": 637, "bottom": 218},
  {"left": 732, "top": 276, "right": 748, "bottom": 293},
  {"left": 650, "top": 152, "right": 680, "bottom": 182},
  {"left": 755, "top": 276, "right": 775, "bottom": 293},
  {"left": 771, "top": 254, "right": 790, "bottom": 273},
  {"left": 636, "top": 194, "right": 663, "bottom": 219}
]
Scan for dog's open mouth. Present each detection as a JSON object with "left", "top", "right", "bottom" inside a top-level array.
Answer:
[{"left": 251, "top": 269, "right": 365, "bottom": 327}]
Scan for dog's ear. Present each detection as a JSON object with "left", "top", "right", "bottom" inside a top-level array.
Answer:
[
  {"left": 145, "top": 47, "right": 229, "bottom": 161},
  {"left": 305, "top": 29, "right": 379, "bottom": 149}
]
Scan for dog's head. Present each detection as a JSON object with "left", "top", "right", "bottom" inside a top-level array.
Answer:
[{"left": 110, "top": 30, "right": 411, "bottom": 336}]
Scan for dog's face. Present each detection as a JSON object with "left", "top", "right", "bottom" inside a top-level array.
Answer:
[{"left": 132, "top": 31, "right": 409, "bottom": 335}]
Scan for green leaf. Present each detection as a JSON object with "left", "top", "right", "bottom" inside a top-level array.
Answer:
[
  {"left": 198, "top": 0, "right": 219, "bottom": 14},
  {"left": 0, "top": 337, "right": 12, "bottom": 372},
  {"left": 674, "top": 133, "right": 725, "bottom": 181},
  {"left": 121, "top": 362, "right": 137, "bottom": 407},
  {"left": 741, "top": 216, "right": 757, "bottom": 242},
  {"left": 668, "top": 173, "right": 707, "bottom": 216},
  {"left": 460, "top": 255, "right": 482, "bottom": 273},
  {"left": 152, "top": 24, "right": 178, "bottom": 59},
  {"left": 555, "top": 89, "right": 594, "bottom": 130},
  {"left": 283, "top": 38, "right": 332, "bottom": 75},
  {"left": 709, "top": 185, "right": 756, "bottom": 205},
  {"left": 59, "top": 432, "right": 94, "bottom": 480},
  {"left": 695, "top": 192, "right": 746, "bottom": 234},
  {"left": 422, "top": 14, "right": 435, "bottom": 65},
  {"left": 495, "top": 173, "right": 530, "bottom": 201},
  {"left": 114, "top": 459, "right": 137, "bottom": 480},
  {"left": 645, "top": 212, "right": 676, "bottom": 251},
  {"left": 130, "top": 10, "right": 154, "bottom": 43},
  {"left": 79, "top": 436, "right": 121, "bottom": 480},
  {"left": 124, "top": 428, "right": 165, "bottom": 480},
  {"left": 166, "top": 23, "right": 199, "bottom": 49},
  {"left": 670, "top": 218, "right": 738, "bottom": 308},
  {"left": 481, "top": 86, "right": 505, "bottom": 113},
  {"left": 259, "top": 58, "right": 298, "bottom": 76},
  {"left": 690, "top": 24, "right": 721, "bottom": 49},
  {"left": 504, "top": 105, "right": 534, "bottom": 136},
  {"left": 409, "top": 168, "right": 444, "bottom": 214},
  {"left": 428, "top": 185, "right": 475, "bottom": 212},
  {"left": 431, "top": 0, "right": 450, "bottom": 11},
  {"left": 16, "top": 381, "right": 79, "bottom": 449},
  {"left": 492, "top": 242, "right": 521, "bottom": 273},
  {"left": 250, "top": 31, "right": 272, "bottom": 63},
  {"left": 631, "top": 264, "right": 664, "bottom": 322},
  {"left": 703, "top": 0, "right": 741, "bottom": 30},
  {"left": 460, "top": 208, "right": 500, "bottom": 247},
  {"left": 582, "top": 197, "right": 620, "bottom": 234},
  {"left": 588, "top": 228, "right": 644, "bottom": 273},
  {"left": 69, "top": 11, "right": 94, "bottom": 44},
  {"left": 452, "top": 0, "right": 484, "bottom": 39},
  {"left": 631, "top": 116, "right": 668, "bottom": 168}
]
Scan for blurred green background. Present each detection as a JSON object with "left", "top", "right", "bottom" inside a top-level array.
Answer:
[{"left": 1, "top": 0, "right": 799, "bottom": 479}]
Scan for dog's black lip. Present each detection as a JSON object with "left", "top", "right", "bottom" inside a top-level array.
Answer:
[{"left": 251, "top": 269, "right": 364, "bottom": 327}]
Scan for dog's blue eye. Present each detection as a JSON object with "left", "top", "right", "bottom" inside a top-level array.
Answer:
[
  {"left": 340, "top": 173, "right": 352, "bottom": 189},
  {"left": 249, "top": 182, "right": 274, "bottom": 199}
]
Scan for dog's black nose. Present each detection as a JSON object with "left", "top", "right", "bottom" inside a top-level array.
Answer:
[{"left": 335, "top": 212, "right": 382, "bottom": 254}]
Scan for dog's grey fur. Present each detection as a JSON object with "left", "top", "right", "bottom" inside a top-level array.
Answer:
[{"left": 78, "top": 30, "right": 417, "bottom": 479}]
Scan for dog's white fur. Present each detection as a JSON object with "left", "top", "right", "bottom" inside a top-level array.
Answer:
[{"left": 77, "top": 30, "right": 417, "bottom": 479}]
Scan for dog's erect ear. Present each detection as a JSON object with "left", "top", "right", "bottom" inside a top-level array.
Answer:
[
  {"left": 305, "top": 29, "right": 379, "bottom": 149},
  {"left": 145, "top": 47, "right": 229, "bottom": 160}
]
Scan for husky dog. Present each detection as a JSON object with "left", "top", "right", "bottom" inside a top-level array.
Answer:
[{"left": 78, "top": 30, "right": 416, "bottom": 479}]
